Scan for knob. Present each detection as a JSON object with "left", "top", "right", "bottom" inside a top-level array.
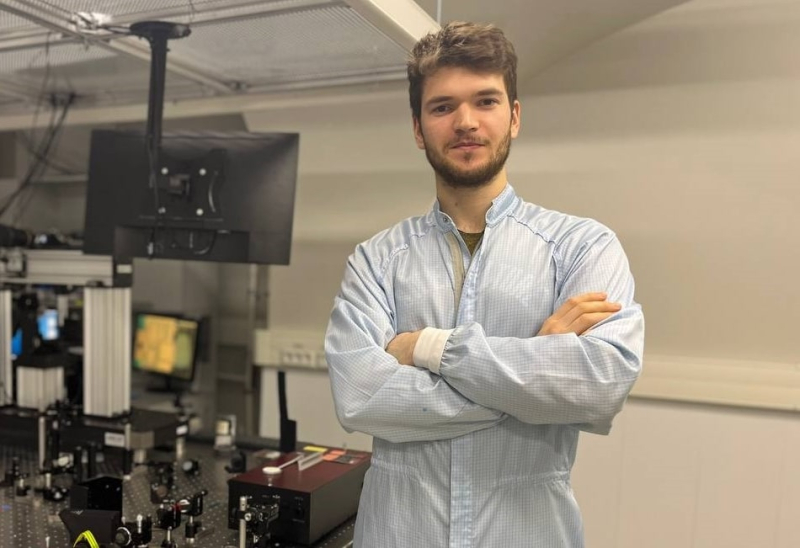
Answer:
[
  {"left": 181, "top": 459, "right": 200, "bottom": 476},
  {"left": 114, "top": 527, "right": 132, "bottom": 546}
]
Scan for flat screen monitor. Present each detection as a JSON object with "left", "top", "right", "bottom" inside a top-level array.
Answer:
[
  {"left": 132, "top": 313, "right": 199, "bottom": 382},
  {"left": 83, "top": 130, "right": 299, "bottom": 264},
  {"left": 11, "top": 308, "right": 59, "bottom": 358},
  {"left": 38, "top": 308, "right": 59, "bottom": 341}
]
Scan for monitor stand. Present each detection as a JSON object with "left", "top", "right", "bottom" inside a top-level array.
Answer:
[
  {"left": 145, "top": 375, "right": 180, "bottom": 393},
  {"left": 143, "top": 377, "right": 189, "bottom": 417}
]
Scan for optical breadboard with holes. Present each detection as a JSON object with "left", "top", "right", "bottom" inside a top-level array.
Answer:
[{"left": 0, "top": 442, "right": 356, "bottom": 548}]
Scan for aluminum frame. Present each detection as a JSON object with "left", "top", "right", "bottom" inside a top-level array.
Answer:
[
  {"left": 0, "top": 248, "right": 124, "bottom": 288},
  {"left": 0, "top": 249, "right": 132, "bottom": 417}
]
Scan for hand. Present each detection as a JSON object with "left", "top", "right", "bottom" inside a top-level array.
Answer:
[
  {"left": 537, "top": 292, "right": 621, "bottom": 337},
  {"left": 386, "top": 330, "right": 423, "bottom": 366}
]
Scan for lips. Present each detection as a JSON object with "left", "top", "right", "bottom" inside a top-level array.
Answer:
[{"left": 451, "top": 141, "right": 485, "bottom": 150}]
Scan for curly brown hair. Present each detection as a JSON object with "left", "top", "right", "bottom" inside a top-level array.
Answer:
[{"left": 407, "top": 21, "right": 518, "bottom": 120}]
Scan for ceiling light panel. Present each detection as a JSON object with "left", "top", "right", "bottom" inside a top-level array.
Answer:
[
  {"left": 0, "top": 7, "right": 44, "bottom": 34},
  {"left": 0, "top": 41, "right": 206, "bottom": 107},
  {"left": 38, "top": 55, "right": 211, "bottom": 108},
  {"left": 0, "top": 41, "right": 116, "bottom": 77},
  {"left": 167, "top": 5, "right": 408, "bottom": 86},
  {"left": 41, "top": 0, "right": 330, "bottom": 23},
  {"left": 0, "top": 0, "right": 425, "bottom": 118}
]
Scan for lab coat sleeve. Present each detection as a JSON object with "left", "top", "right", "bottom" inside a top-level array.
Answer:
[
  {"left": 325, "top": 244, "right": 506, "bottom": 444},
  {"left": 435, "top": 232, "right": 644, "bottom": 435}
]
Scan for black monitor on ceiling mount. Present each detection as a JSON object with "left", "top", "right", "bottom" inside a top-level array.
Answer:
[{"left": 82, "top": 130, "right": 299, "bottom": 264}]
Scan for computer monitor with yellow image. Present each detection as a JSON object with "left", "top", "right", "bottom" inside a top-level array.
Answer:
[{"left": 133, "top": 313, "right": 199, "bottom": 383}]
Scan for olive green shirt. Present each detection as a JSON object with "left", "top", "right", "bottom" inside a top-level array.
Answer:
[{"left": 458, "top": 230, "right": 484, "bottom": 255}]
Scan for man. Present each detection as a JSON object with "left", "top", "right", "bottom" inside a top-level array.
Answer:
[{"left": 325, "top": 21, "right": 644, "bottom": 548}]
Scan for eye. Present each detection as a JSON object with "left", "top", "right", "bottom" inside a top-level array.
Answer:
[
  {"left": 478, "top": 98, "right": 500, "bottom": 107},
  {"left": 431, "top": 104, "right": 451, "bottom": 114}
]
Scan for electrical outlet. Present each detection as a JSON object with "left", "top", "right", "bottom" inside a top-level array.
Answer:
[
  {"left": 254, "top": 328, "right": 327, "bottom": 369},
  {"left": 279, "top": 348, "right": 316, "bottom": 368}
]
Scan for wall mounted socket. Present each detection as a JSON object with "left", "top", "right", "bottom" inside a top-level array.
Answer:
[{"left": 254, "top": 328, "right": 327, "bottom": 370}]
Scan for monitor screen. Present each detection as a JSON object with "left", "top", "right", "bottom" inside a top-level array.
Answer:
[
  {"left": 132, "top": 313, "right": 198, "bottom": 381},
  {"left": 11, "top": 308, "right": 59, "bottom": 358},
  {"left": 38, "top": 308, "right": 59, "bottom": 341},
  {"left": 83, "top": 130, "right": 299, "bottom": 264}
]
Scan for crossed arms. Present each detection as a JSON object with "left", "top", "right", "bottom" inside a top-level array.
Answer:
[
  {"left": 386, "top": 292, "right": 621, "bottom": 364},
  {"left": 325, "top": 235, "right": 644, "bottom": 443}
]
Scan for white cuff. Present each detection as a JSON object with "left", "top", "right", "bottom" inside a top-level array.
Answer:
[{"left": 413, "top": 327, "right": 453, "bottom": 375}]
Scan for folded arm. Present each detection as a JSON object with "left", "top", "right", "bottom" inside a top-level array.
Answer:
[
  {"left": 411, "top": 233, "right": 644, "bottom": 435},
  {"left": 325, "top": 245, "right": 506, "bottom": 444}
]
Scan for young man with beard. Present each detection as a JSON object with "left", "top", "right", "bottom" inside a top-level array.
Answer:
[{"left": 325, "top": 22, "right": 644, "bottom": 548}]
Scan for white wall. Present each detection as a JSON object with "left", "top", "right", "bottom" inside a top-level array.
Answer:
[
  {"left": 521, "top": 0, "right": 800, "bottom": 364},
  {"left": 251, "top": 1, "right": 800, "bottom": 546},
  {"left": 574, "top": 398, "right": 800, "bottom": 548},
  {"left": 529, "top": 2, "right": 800, "bottom": 545}
]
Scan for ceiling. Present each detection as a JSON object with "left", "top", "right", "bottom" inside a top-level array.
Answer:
[
  {"left": 417, "top": 0, "right": 692, "bottom": 84},
  {"left": 0, "top": 0, "right": 692, "bottom": 129},
  {"left": 0, "top": 0, "right": 434, "bottom": 117}
]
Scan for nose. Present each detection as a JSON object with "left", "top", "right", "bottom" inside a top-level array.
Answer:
[{"left": 453, "top": 104, "right": 478, "bottom": 133}]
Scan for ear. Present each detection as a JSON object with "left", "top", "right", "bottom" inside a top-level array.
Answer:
[
  {"left": 510, "top": 99, "right": 521, "bottom": 139},
  {"left": 412, "top": 116, "right": 426, "bottom": 150}
]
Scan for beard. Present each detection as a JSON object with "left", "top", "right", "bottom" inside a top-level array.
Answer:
[{"left": 423, "top": 129, "right": 512, "bottom": 189}]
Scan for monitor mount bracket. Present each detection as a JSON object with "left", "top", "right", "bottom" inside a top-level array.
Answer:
[{"left": 129, "top": 21, "right": 191, "bottom": 167}]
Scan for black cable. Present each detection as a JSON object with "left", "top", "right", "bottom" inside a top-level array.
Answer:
[
  {"left": 27, "top": 32, "right": 53, "bottom": 141},
  {"left": 1, "top": 127, "right": 53, "bottom": 218},
  {"left": 1, "top": 33, "right": 60, "bottom": 222},
  {"left": 4, "top": 99, "right": 69, "bottom": 213},
  {"left": 169, "top": 230, "right": 217, "bottom": 256},
  {"left": 0, "top": 97, "right": 73, "bottom": 221},
  {"left": 189, "top": 231, "right": 216, "bottom": 256},
  {"left": 17, "top": 132, "right": 78, "bottom": 175},
  {"left": 11, "top": 186, "right": 36, "bottom": 227},
  {"left": 29, "top": 94, "right": 73, "bottom": 177},
  {"left": 11, "top": 186, "right": 36, "bottom": 226}
]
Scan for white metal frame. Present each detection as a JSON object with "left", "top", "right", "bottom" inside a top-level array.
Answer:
[
  {"left": 83, "top": 286, "right": 131, "bottom": 417},
  {"left": 0, "top": 249, "right": 131, "bottom": 417},
  {"left": 0, "top": 290, "right": 12, "bottom": 407}
]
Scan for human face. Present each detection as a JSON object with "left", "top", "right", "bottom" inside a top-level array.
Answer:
[{"left": 413, "top": 66, "right": 520, "bottom": 189}]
